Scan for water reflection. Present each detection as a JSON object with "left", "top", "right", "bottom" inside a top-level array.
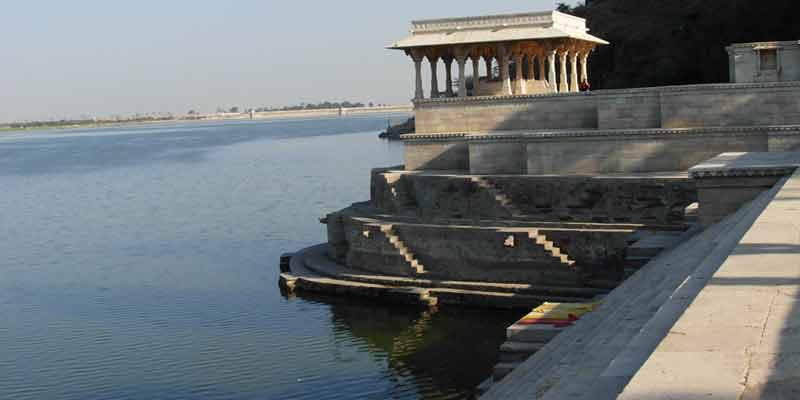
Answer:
[{"left": 290, "top": 292, "right": 520, "bottom": 399}]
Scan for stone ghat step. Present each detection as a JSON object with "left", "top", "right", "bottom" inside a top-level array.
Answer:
[
  {"left": 357, "top": 212, "right": 687, "bottom": 232},
  {"left": 622, "top": 230, "right": 689, "bottom": 278},
  {"left": 302, "top": 248, "right": 608, "bottom": 300},
  {"left": 355, "top": 216, "right": 642, "bottom": 233},
  {"left": 281, "top": 245, "right": 606, "bottom": 309},
  {"left": 493, "top": 362, "right": 524, "bottom": 381},
  {"left": 479, "top": 185, "right": 775, "bottom": 399}
]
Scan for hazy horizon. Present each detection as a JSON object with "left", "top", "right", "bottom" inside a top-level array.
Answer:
[{"left": 2, "top": 1, "right": 578, "bottom": 122}]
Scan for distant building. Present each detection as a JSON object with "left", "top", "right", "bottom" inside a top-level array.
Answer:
[{"left": 727, "top": 40, "right": 800, "bottom": 83}]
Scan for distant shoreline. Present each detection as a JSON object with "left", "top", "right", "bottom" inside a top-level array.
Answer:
[{"left": 0, "top": 104, "right": 414, "bottom": 133}]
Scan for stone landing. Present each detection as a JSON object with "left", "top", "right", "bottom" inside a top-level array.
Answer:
[
  {"left": 480, "top": 152, "right": 800, "bottom": 399},
  {"left": 620, "top": 154, "right": 800, "bottom": 399}
]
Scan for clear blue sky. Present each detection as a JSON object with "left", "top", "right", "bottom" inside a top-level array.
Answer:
[{"left": 1, "top": 1, "right": 578, "bottom": 122}]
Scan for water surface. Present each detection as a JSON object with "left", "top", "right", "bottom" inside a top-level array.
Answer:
[{"left": 0, "top": 116, "right": 519, "bottom": 399}]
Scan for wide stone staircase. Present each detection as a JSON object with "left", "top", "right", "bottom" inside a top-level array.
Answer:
[{"left": 479, "top": 181, "right": 778, "bottom": 399}]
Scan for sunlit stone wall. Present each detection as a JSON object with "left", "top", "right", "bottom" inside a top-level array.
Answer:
[{"left": 413, "top": 81, "right": 800, "bottom": 134}]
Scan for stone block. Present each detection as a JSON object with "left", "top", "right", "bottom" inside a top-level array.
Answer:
[{"left": 405, "top": 141, "right": 469, "bottom": 171}]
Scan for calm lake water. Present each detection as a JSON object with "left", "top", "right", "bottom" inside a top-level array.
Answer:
[{"left": 0, "top": 116, "right": 520, "bottom": 400}]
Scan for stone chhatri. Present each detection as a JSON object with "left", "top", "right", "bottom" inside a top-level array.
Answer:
[{"left": 389, "top": 11, "right": 608, "bottom": 98}]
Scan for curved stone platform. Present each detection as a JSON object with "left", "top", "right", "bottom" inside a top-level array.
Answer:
[{"left": 280, "top": 244, "right": 609, "bottom": 309}]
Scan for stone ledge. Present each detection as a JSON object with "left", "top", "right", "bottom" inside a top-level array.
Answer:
[
  {"left": 413, "top": 81, "right": 800, "bottom": 106},
  {"left": 401, "top": 125, "right": 800, "bottom": 143},
  {"left": 400, "top": 132, "right": 467, "bottom": 141},
  {"left": 689, "top": 152, "right": 800, "bottom": 179}
]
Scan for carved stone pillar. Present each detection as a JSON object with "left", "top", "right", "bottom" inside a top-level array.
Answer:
[
  {"left": 581, "top": 52, "right": 590, "bottom": 83},
  {"left": 428, "top": 55, "right": 439, "bottom": 98},
  {"left": 548, "top": 50, "right": 558, "bottom": 92},
  {"left": 498, "top": 45, "right": 512, "bottom": 95},
  {"left": 570, "top": 52, "right": 579, "bottom": 92},
  {"left": 472, "top": 57, "right": 481, "bottom": 96},
  {"left": 443, "top": 57, "right": 454, "bottom": 97},
  {"left": 514, "top": 53, "right": 525, "bottom": 95},
  {"left": 412, "top": 54, "right": 424, "bottom": 99},
  {"left": 527, "top": 55, "right": 535, "bottom": 81},
  {"left": 559, "top": 51, "right": 569, "bottom": 93},
  {"left": 456, "top": 55, "right": 468, "bottom": 98},
  {"left": 539, "top": 54, "right": 546, "bottom": 82},
  {"left": 484, "top": 56, "right": 493, "bottom": 81}
]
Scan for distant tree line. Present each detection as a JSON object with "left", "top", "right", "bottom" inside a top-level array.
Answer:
[
  {"left": 1, "top": 115, "right": 177, "bottom": 130},
  {"left": 212, "top": 101, "right": 382, "bottom": 114},
  {"left": 255, "top": 101, "right": 375, "bottom": 112}
]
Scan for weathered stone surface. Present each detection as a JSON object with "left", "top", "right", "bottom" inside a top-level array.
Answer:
[
  {"left": 370, "top": 169, "right": 696, "bottom": 225},
  {"left": 619, "top": 168, "right": 800, "bottom": 400},
  {"left": 403, "top": 126, "right": 800, "bottom": 175},
  {"left": 404, "top": 140, "right": 469, "bottom": 171},
  {"left": 690, "top": 152, "right": 800, "bottom": 225},
  {"left": 481, "top": 177, "right": 778, "bottom": 400},
  {"left": 727, "top": 41, "right": 800, "bottom": 84},
  {"left": 413, "top": 82, "right": 800, "bottom": 135},
  {"left": 337, "top": 216, "right": 632, "bottom": 286}
]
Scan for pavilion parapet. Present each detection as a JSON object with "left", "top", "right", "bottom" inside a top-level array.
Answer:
[{"left": 389, "top": 11, "right": 608, "bottom": 99}]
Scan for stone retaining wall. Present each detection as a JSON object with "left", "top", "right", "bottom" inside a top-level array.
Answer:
[
  {"left": 403, "top": 126, "right": 800, "bottom": 174},
  {"left": 371, "top": 170, "right": 696, "bottom": 225},
  {"left": 336, "top": 217, "right": 631, "bottom": 285},
  {"left": 414, "top": 82, "right": 800, "bottom": 134}
]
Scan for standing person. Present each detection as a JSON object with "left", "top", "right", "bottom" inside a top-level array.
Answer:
[{"left": 579, "top": 79, "right": 591, "bottom": 93}]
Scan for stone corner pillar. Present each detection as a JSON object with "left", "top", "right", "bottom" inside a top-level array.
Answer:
[
  {"left": 514, "top": 53, "right": 526, "bottom": 95},
  {"left": 527, "top": 55, "right": 535, "bottom": 82},
  {"left": 484, "top": 56, "right": 493, "bottom": 81},
  {"left": 472, "top": 57, "right": 481, "bottom": 96},
  {"left": 548, "top": 50, "right": 558, "bottom": 93},
  {"left": 411, "top": 53, "right": 425, "bottom": 100},
  {"left": 443, "top": 56, "right": 454, "bottom": 97},
  {"left": 428, "top": 55, "right": 440, "bottom": 99},
  {"left": 580, "top": 52, "right": 590, "bottom": 83},
  {"left": 497, "top": 44, "right": 512, "bottom": 96},
  {"left": 538, "top": 54, "right": 546, "bottom": 83},
  {"left": 570, "top": 52, "right": 579, "bottom": 92},
  {"left": 559, "top": 51, "right": 569, "bottom": 93},
  {"left": 455, "top": 54, "right": 468, "bottom": 98}
]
